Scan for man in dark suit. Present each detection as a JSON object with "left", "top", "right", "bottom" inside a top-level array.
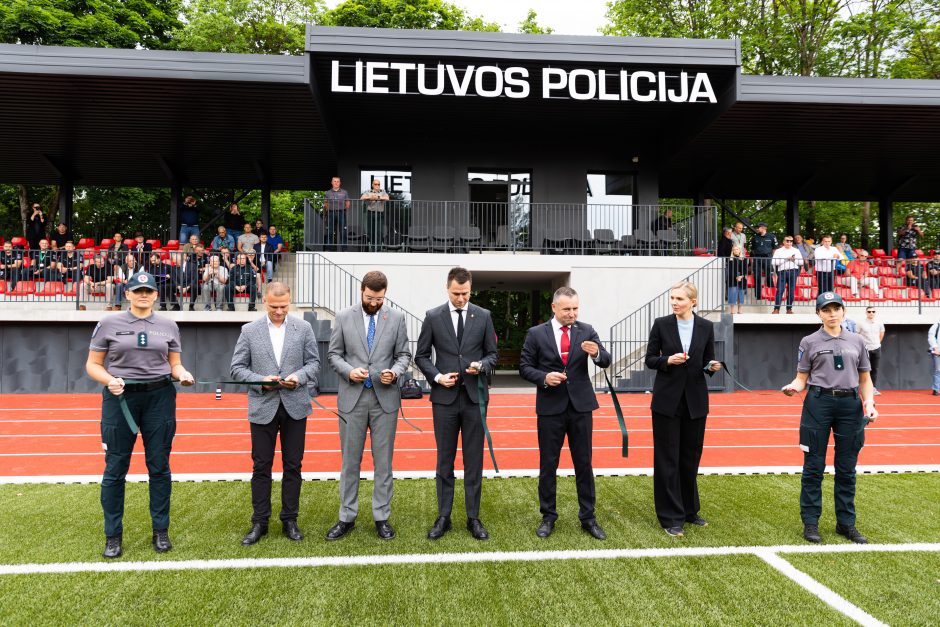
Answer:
[
  {"left": 519, "top": 286, "right": 611, "bottom": 540},
  {"left": 415, "top": 267, "right": 498, "bottom": 541}
]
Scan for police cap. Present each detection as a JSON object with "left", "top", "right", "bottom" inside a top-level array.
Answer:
[
  {"left": 815, "top": 291, "right": 844, "bottom": 310},
  {"left": 126, "top": 271, "right": 158, "bottom": 292}
]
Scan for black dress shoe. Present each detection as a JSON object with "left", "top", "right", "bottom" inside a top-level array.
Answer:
[
  {"left": 247, "top": 306, "right": 257, "bottom": 312},
  {"left": 535, "top": 519, "right": 555, "bottom": 538},
  {"left": 427, "top": 516, "right": 452, "bottom": 540},
  {"left": 467, "top": 518, "right": 489, "bottom": 541},
  {"left": 103, "top": 534, "right": 122, "bottom": 559},
  {"left": 282, "top": 520, "right": 304, "bottom": 541},
  {"left": 241, "top": 523, "right": 268, "bottom": 546},
  {"left": 325, "top": 520, "right": 355, "bottom": 541},
  {"left": 375, "top": 520, "right": 395, "bottom": 540},
  {"left": 188, "top": 304, "right": 195, "bottom": 311},
  {"left": 686, "top": 516, "right": 709, "bottom": 527},
  {"left": 581, "top": 520, "right": 607, "bottom": 540},
  {"left": 803, "top": 524, "right": 822, "bottom": 543},
  {"left": 835, "top": 523, "right": 868, "bottom": 544},
  {"left": 171, "top": 304, "right": 181, "bottom": 311},
  {"left": 664, "top": 526, "right": 684, "bottom": 537},
  {"left": 152, "top": 529, "right": 172, "bottom": 553}
]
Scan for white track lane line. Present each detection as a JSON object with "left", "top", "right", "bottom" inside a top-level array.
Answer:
[{"left": 756, "top": 549, "right": 888, "bottom": 627}]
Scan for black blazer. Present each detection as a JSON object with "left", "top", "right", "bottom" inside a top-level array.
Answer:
[
  {"left": 645, "top": 314, "right": 716, "bottom": 420},
  {"left": 519, "top": 321, "right": 611, "bottom": 415},
  {"left": 415, "top": 302, "right": 498, "bottom": 405}
]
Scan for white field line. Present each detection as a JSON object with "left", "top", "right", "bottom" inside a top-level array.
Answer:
[
  {"left": 3, "top": 465, "right": 938, "bottom": 484},
  {"left": 756, "top": 549, "right": 888, "bottom": 627}
]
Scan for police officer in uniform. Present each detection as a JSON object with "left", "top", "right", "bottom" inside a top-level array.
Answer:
[
  {"left": 749, "top": 221, "right": 778, "bottom": 301},
  {"left": 782, "top": 291, "right": 878, "bottom": 544},
  {"left": 86, "top": 271, "right": 195, "bottom": 558}
]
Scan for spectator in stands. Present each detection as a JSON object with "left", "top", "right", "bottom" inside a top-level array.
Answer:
[
  {"left": 749, "top": 222, "right": 777, "bottom": 300},
  {"left": 927, "top": 250, "right": 940, "bottom": 295},
  {"left": 226, "top": 252, "right": 257, "bottom": 311},
  {"left": 929, "top": 320, "right": 940, "bottom": 396},
  {"left": 267, "top": 225, "right": 285, "bottom": 253},
  {"left": 896, "top": 215, "right": 923, "bottom": 260},
  {"left": 0, "top": 241, "right": 23, "bottom": 290},
  {"left": 244, "top": 249, "right": 263, "bottom": 293},
  {"left": 26, "top": 203, "right": 46, "bottom": 250},
  {"left": 80, "top": 255, "right": 112, "bottom": 310},
  {"left": 856, "top": 307, "right": 885, "bottom": 395},
  {"left": 360, "top": 179, "right": 390, "bottom": 251},
  {"left": 772, "top": 236, "right": 802, "bottom": 314},
  {"left": 180, "top": 234, "right": 200, "bottom": 255},
  {"left": 794, "top": 234, "right": 813, "bottom": 271},
  {"left": 838, "top": 233, "right": 852, "bottom": 249},
  {"left": 717, "top": 226, "right": 733, "bottom": 257},
  {"left": 254, "top": 232, "right": 275, "bottom": 282},
  {"left": 110, "top": 233, "right": 129, "bottom": 255},
  {"left": 112, "top": 253, "right": 139, "bottom": 310},
  {"left": 50, "top": 239, "right": 59, "bottom": 253},
  {"left": 812, "top": 235, "right": 840, "bottom": 294},
  {"left": 131, "top": 232, "right": 152, "bottom": 266},
  {"left": 57, "top": 241, "right": 83, "bottom": 283},
  {"left": 29, "top": 238, "right": 60, "bottom": 284},
  {"left": 51, "top": 222, "right": 72, "bottom": 248},
  {"left": 237, "top": 223, "right": 259, "bottom": 254},
  {"left": 149, "top": 252, "right": 179, "bottom": 311},
  {"left": 848, "top": 250, "right": 882, "bottom": 298},
  {"left": 324, "top": 176, "right": 350, "bottom": 252},
  {"left": 173, "top": 250, "right": 201, "bottom": 311},
  {"left": 179, "top": 195, "right": 201, "bottom": 244},
  {"left": 254, "top": 218, "right": 265, "bottom": 234},
  {"left": 904, "top": 259, "right": 931, "bottom": 297},
  {"left": 727, "top": 245, "right": 748, "bottom": 314},
  {"left": 211, "top": 225, "right": 235, "bottom": 252},
  {"left": 193, "top": 244, "right": 209, "bottom": 273},
  {"left": 731, "top": 221, "right": 747, "bottom": 252},
  {"left": 224, "top": 203, "right": 244, "bottom": 233},
  {"left": 650, "top": 208, "right": 673, "bottom": 234},
  {"left": 202, "top": 255, "right": 228, "bottom": 310},
  {"left": 835, "top": 241, "right": 855, "bottom": 275},
  {"left": 218, "top": 246, "right": 235, "bottom": 271}
]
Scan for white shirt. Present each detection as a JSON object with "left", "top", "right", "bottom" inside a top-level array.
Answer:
[
  {"left": 449, "top": 304, "right": 468, "bottom": 336},
  {"left": 813, "top": 245, "right": 841, "bottom": 272},
  {"left": 362, "top": 307, "right": 380, "bottom": 339},
  {"left": 772, "top": 245, "right": 803, "bottom": 271},
  {"left": 267, "top": 315, "right": 286, "bottom": 367},
  {"left": 855, "top": 318, "right": 884, "bottom": 351}
]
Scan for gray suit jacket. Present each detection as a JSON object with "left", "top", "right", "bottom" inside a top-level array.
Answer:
[
  {"left": 230, "top": 314, "right": 321, "bottom": 424},
  {"left": 328, "top": 304, "right": 412, "bottom": 414}
]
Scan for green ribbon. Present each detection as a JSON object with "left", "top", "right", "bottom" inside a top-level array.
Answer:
[
  {"left": 477, "top": 374, "right": 499, "bottom": 473},
  {"left": 603, "top": 371, "right": 629, "bottom": 458}
]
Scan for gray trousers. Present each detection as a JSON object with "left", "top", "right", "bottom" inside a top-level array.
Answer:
[{"left": 338, "top": 386, "right": 398, "bottom": 522}]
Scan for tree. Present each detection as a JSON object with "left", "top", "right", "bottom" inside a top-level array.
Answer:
[
  {"left": 324, "top": 0, "right": 499, "bottom": 31},
  {"left": 891, "top": 0, "right": 940, "bottom": 78},
  {"left": 518, "top": 9, "right": 552, "bottom": 34},
  {"left": 174, "top": 0, "right": 325, "bottom": 55}
]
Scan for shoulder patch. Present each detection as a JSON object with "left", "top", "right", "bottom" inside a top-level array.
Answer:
[{"left": 91, "top": 322, "right": 101, "bottom": 339}]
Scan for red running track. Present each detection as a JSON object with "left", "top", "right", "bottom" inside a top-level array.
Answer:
[{"left": 1, "top": 391, "right": 939, "bottom": 478}]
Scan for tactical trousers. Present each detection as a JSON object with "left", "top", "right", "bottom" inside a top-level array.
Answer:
[
  {"left": 799, "top": 390, "right": 865, "bottom": 526},
  {"left": 100, "top": 385, "right": 177, "bottom": 536}
]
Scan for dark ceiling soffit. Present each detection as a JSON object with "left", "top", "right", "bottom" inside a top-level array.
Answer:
[
  {"left": 42, "top": 153, "right": 80, "bottom": 180},
  {"left": 306, "top": 55, "right": 340, "bottom": 160},
  {"left": 306, "top": 25, "right": 740, "bottom": 67},
  {"left": 0, "top": 43, "right": 308, "bottom": 84},
  {"left": 658, "top": 75, "right": 739, "bottom": 172}
]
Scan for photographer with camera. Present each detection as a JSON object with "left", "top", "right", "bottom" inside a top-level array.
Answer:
[{"left": 896, "top": 215, "right": 923, "bottom": 260}]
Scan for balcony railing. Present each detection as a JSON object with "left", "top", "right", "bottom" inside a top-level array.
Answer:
[{"left": 303, "top": 199, "right": 717, "bottom": 255}]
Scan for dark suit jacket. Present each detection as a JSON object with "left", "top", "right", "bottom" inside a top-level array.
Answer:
[
  {"left": 519, "top": 320, "right": 611, "bottom": 415},
  {"left": 253, "top": 242, "right": 278, "bottom": 269},
  {"left": 644, "top": 314, "right": 716, "bottom": 420},
  {"left": 415, "top": 302, "right": 498, "bottom": 405}
]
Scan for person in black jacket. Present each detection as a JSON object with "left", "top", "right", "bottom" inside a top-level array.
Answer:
[
  {"left": 717, "top": 227, "right": 734, "bottom": 257},
  {"left": 749, "top": 222, "right": 778, "bottom": 300},
  {"left": 727, "top": 245, "right": 748, "bottom": 314},
  {"left": 26, "top": 203, "right": 46, "bottom": 250},
  {"left": 645, "top": 281, "right": 721, "bottom": 537}
]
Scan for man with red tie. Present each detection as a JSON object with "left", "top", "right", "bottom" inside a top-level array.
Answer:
[{"left": 519, "top": 286, "right": 611, "bottom": 540}]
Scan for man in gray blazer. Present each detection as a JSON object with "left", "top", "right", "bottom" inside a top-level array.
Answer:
[
  {"left": 327, "top": 270, "right": 411, "bottom": 540},
  {"left": 230, "top": 282, "right": 320, "bottom": 545},
  {"left": 415, "top": 267, "right": 498, "bottom": 541}
]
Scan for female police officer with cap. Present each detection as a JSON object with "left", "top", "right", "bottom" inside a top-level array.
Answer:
[
  {"left": 85, "top": 271, "right": 195, "bottom": 558},
  {"left": 782, "top": 291, "right": 878, "bottom": 545}
]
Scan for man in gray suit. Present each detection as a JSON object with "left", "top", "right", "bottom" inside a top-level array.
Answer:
[
  {"left": 415, "top": 267, "right": 498, "bottom": 541},
  {"left": 230, "top": 282, "right": 320, "bottom": 545},
  {"left": 327, "top": 270, "right": 411, "bottom": 540}
]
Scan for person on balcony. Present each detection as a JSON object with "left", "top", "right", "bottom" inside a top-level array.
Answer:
[
  {"left": 848, "top": 250, "right": 882, "bottom": 298},
  {"left": 361, "top": 179, "right": 390, "bottom": 252},
  {"left": 324, "top": 176, "right": 350, "bottom": 252},
  {"left": 896, "top": 215, "right": 923, "bottom": 260},
  {"left": 179, "top": 195, "right": 201, "bottom": 245},
  {"left": 727, "top": 245, "right": 748, "bottom": 314},
  {"left": 812, "top": 235, "right": 840, "bottom": 295},
  {"left": 772, "top": 236, "right": 803, "bottom": 314},
  {"left": 749, "top": 222, "right": 777, "bottom": 301}
]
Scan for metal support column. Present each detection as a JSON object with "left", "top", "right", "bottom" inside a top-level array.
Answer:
[
  {"left": 785, "top": 193, "right": 800, "bottom": 237},
  {"left": 169, "top": 179, "right": 181, "bottom": 243},
  {"left": 58, "top": 178, "right": 73, "bottom": 235},
  {"left": 261, "top": 181, "right": 271, "bottom": 230},
  {"left": 878, "top": 196, "right": 894, "bottom": 252}
]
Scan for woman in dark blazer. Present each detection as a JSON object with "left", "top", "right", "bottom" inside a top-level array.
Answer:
[{"left": 644, "top": 281, "right": 721, "bottom": 537}]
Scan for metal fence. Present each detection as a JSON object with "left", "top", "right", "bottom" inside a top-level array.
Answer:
[{"left": 303, "top": 200, "right": 717, "bottom": 256}]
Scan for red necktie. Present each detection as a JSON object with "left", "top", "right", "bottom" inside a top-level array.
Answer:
[{"left": 560, "top": 325, "right": 570, "bottom": 365}]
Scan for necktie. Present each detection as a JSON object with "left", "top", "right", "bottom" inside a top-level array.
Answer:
[
  {"left": 456, "top": 308, "right": 464, "bottom": 346},
  {"left": 560, "top": 325, "right": 570, "bottom": 365},
  {"left": 364, "top": 314, "right": 375, "bottom": 389}
]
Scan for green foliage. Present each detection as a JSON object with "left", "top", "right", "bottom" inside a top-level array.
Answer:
[
  {"left": 323, "top": 0, "right": 499, "bottom": 31},
  {"left": 890, "top": 0, "right": 940, "bottom": 78},
  {"left": 517, "top": 8, "right": 552, "bottom": 34},
  {"left": 0, "top": 0, "right": 181, "bottom": 49},
  {"left": 472, "top": 289, "right": 552, "bottom": 361},
  {"left": 175, "top": 0, "right": 325, "bottom": 54}
]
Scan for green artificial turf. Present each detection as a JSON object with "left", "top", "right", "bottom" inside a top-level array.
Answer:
[
  {"left": 0, "top": 556, "right": 857, "bottom": 626},
  {"left": 785, "top": 552, "right": 940, "bottom": 627},
  {"left": 1, "top": 473, "right": 937, "bottom": 564}
]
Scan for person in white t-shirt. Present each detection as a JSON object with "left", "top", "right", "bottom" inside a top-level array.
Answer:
[
  {"left": 855, "top": 307, "right": 885, "bottom": 394},
  {"left": 771, "top": 236, "right": 803, "bottom": 313},
  {"left": 812, "top": 235, "right": 841, "bottom": 294}
]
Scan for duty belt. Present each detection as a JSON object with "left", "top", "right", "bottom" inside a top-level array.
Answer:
[
  {"left": 810, "top": 385, "right": 857, "bottom": 397},
  {"left": 122, "top": 376, "right": 173, "bottom": 393}
]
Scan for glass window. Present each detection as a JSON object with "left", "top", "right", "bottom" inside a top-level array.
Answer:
[
  {"left": 587, "top": 172, "right": 634, "bottom": 237},
  {"left": 360, "top": 169, "right": 412, "bottom": 201},
  {"left": 467, "top": 171, "right": 532, "bottom": 249}
]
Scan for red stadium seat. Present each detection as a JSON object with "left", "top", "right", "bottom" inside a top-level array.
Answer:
[
  {"left": 859, "top": 287, "right": 883, "bottom": 301},
  {"left": 692, "top": 247, "right": 709, "bottom": 256},
  {"left": 0, "top": 279, "right": 6, "bottom": 294},
  {"left": 146, "top": 239, "right": 162, "bottom": 250},
  {"left": 746, "top": 275, "right": 755, "bottom": 288},
  {"left": 10, "top": 281, "right": 35, "bottom": 296},
  {"left": 164, "top": 240, "right": 180, "bottom": 251},
  {"left": 761, "top": 286, "right": 776, "bottom": 300},
  {"left": 76, "top": 237, "right": 96, "bottom": 250},
  {"left": 63, "top": 283, "right": 77, "bottom": 296},
  {"left": 883, "top": 287, "right": 907, "bottom": 301},
  {"left": 871, "top": 248, "right": 886, "bottom": 258},
  {"left": 795, "top": 287, "right": 816, "bottom": 301},
  {"left": 35, "top": 281, "right": 64, "bottom": 296},
  {"left": 0, "top": 236, "right": 4, "bottom": 246},
  {"left": 10, "top": 237, "right": 27, "bottom": 249},
  {"left": 797, "top": 275, "right": 814, "bottom": 287},
  {"left": 916, "top": 249, "right": 925, "bottom": 258},
  {"left": 98, "top": 238, "right": 114, "bottom": 250}
]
